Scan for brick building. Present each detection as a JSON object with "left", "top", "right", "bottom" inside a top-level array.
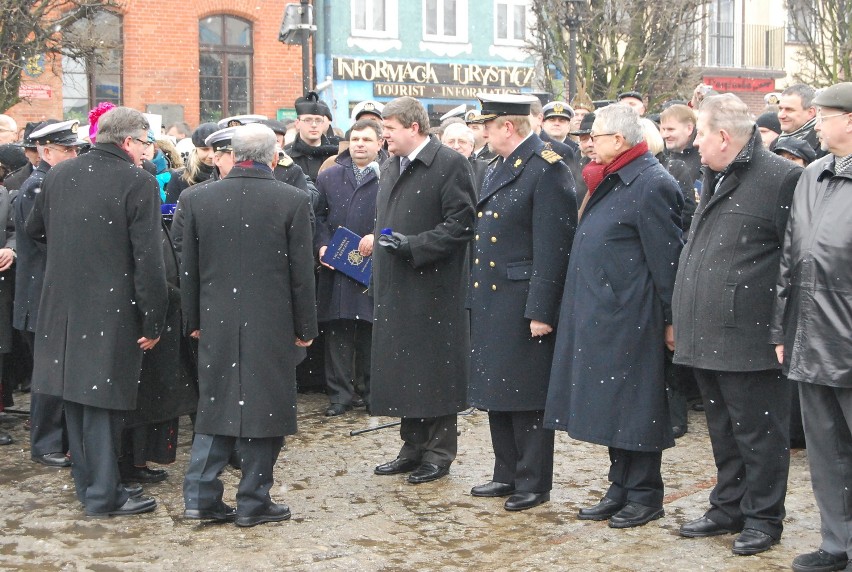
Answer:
[{"left": 7, "top": 0, "right": 306, "bottom": 131}]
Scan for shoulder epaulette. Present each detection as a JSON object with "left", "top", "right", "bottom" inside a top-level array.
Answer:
[
  {"left": 539, "top": 149, "right": 562, "bottom": 164},
  {"left": 277, "top": 155, "right": 293, "bottom": 167}
]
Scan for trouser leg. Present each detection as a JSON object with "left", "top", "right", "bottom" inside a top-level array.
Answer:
[
  {"left": 510, "top": 410, "right": 554, "bottom": 493},
  {"left": 183, "top": 433, "right": 234, "bottom": 511},
  {"left": 65, "top": 401, "right": 128, "bottom": 514},
  {"left": 235, "top": 436, "right": 284, "bottom": 517},
  {"left": 354, "top": 321, "right": 372, "bottom": 406},
  {"left": 323, "top": 320, "right": 356, "bottom": 406},
  {"left": 611, "top": 448, "right": 664, "bottom": 508},
  {"left": 487, "top": 411, "right": 517, "bottom": 485},
  {"left": 800, "top": 383, "right": 852, "bottom": 558},
  {"left": 398, "top": 414, "right": 458, "bottom": 467},
  {"left": 25, "top": 332, "right": 66, "bottom": 457}
]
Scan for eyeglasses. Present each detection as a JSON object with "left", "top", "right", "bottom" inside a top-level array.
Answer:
[
  {"left": 816, "top": 111, "right": 850, "bottom": 122},
  {"left": 299, "top": 117, "right": 325, "bottom": 126},
  {"left": 589, "top": 132, "right": 617, "bottom": 142},
  {"left": 133, "top": 137, "right": 154, "bottom": 148},
  {"left": 48, "top": 145, "right": 78, "bottom": 154}
]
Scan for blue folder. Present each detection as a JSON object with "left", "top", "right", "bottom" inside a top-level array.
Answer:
[{"left": 320, "top": 226, "right": 372, "bottom": 286}]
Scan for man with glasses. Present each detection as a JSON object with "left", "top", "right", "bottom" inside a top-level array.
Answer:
[
  {"left": 26, "top": 108, "right": 168, "bottom": 517},
  {"left": 284, "top": 91, "right": 339, "bottom": 182},
  {"left": 772, "top": 82, "right": 852, "bottom": 572},
  {"left": 14, "top": 120, "right": 86, "bottom": 467}
]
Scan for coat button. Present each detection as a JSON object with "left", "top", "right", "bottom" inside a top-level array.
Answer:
[
  {"left": 476, "top": 234, "right": 480, "bottom": 240},
  {"left": 477, "top": 212, "right": 483, "bottom": 218},
  {"left": 489, "top": 261, "right": 495, "bottom": 267},
  {"left": 474, "top": 282, "right": 479, "bottom": 288},
  {"left": 474, "top": 258, "right": 479, "bottom": 264},
  {"left": 491, "top": 284, "right": 497, "bottom": 291},
  {"left": 493, "top": 212, "right": 499, "bottom": 218},
  {"left": 491, "top": 236, "right": 497, "bottom": 243}
]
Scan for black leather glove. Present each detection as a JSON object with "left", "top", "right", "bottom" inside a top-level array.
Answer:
[{"left": 377, "top": 231, "right": 412, "bottom": 259}]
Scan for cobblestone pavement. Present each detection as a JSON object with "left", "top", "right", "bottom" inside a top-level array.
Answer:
[{"left": 0, "top": 393, "right": 817, "bottom": 571}]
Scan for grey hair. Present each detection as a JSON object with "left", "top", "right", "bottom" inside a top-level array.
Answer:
[
  {"left": 232, "top": 123, "right": 277, "bottom": 164},
  {"left": 0, "top": 114, "right": 17, "bottom": 132},
  {"left": 441, "top": 122, "right": 475, "bottom": 146},
  {"left": 382, "top": 97, "right": 431, "bottom": 134},
  {"left": 698, "top": 94, "right": 754, "bottom": 141},
  {"left": 593, "top": 104, "right": 644, "bottom": 146},
  {"left": 781, "top": 83, "right": 816, "bottom": 109},
  {"left": 96, "top": 107, "right": 150, "bottom": 145}
]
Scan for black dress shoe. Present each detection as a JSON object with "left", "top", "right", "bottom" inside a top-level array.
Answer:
[
  {"left": 325, "top": 403, "right": 351, "bottom": 417},
  {"left": 235, "top": 503, "right": 291, "bottom": 527},
  {"left": 351, "top": 397, "right": 366, "bottom": 408},
  {"left": 121, "top": 466, "right": 168, "bottom": 483},
  {"left": 407, "top": 462, "right": 449, "bottom": 484},
  {"left": 32, "top": 452, "right": 72, "bottom": 467},
  {"left": 86, "top": 496, "right": 157, "bottom": 517},
  {"left": 792, "top": 549, "right": 849, "bottom": 572},
  {"left": 0, "top": 433, "right": 12, "bottom": 446},
  {"left": 578, "top": 497, "right": 625, "bottom": 521},
  {"left": 608, "top": 502, "right": 664, "bottom": 528},
  {"left": 679, "top": 515, "right": 741, "bottom": 537},
  {"left": 470, "top": 481, "right": 515, "bottom": 497},
  {"left": 124, "top": 485, "right": 144, "bottom": 498},
  {"left": 504, "top": 491, "right": 550, "bottom": 511},
  {"left": 374, "top": 457, "right": 419, "bottom": 475},
  {"left": 692, "top": 402, "right": 705, "bottom": 411},
  {"left": 732, "top": 528, "right": 778, "bottom": 555},
  {"left": 184, "top": 503, "right": 236, "bottom": 522},
  {"left": 672, "top": 425, "right": 687, "bottom": 439}
]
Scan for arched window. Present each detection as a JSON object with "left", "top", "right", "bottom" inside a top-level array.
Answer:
[
  {"left": 199, "top": 15, "right": 253, "bottom": 122},
  {"left": 61, "top": 11, "right": 123, "bottom": 121}
]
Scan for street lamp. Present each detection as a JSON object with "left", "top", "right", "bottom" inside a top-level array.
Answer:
[
  {"left": 564, "top": 0, "right": 585, "bottom": 101},
  {"left": 279, "top": 1, "right": 317, "bottom": 95}
]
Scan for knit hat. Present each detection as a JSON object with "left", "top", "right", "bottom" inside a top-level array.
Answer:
[
  {"left": 755, "top": 111, "right": 782, "bottom": 135},
  {"left": 0, "top": 144, "right": 27, "bottom": 172},
  {"left": 88, "top": 102, "right": 116, "bottom": 143},
  {"left": 191, "top": 123, "right": 220, "bottom": 148}
]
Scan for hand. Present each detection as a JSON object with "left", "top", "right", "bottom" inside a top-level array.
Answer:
[
  {"left": 530, "top": 320, "right": 553, "bottom": 337},
  {"left": 138, "top": 336, "right": 160, "bottom": 350},
  {"left": 0, "top": 248, "right": 14, "bottom": 271},
  {"left": 664, "top": 325, "right": 675, "bottom": 352},
  {"left": 775, "top": 344, "right": 784, "bottom": 364},
  {"left": 359, "top": 234, "right": 374, "bottom": 257},
  {"left": 190, "top": 330, "right": 200, "bottom": 339},
  {"left": 295, "top": 338, "right": 313, "bottom": 347},
  {"left": 318, "top": 245, "right": 334, "bottom": 269}
]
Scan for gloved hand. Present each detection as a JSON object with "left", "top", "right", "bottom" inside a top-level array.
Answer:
[{"left": 377, "top": 231, "right": 412, "bottom": 259}]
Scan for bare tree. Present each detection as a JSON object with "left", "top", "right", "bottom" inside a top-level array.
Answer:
[
  {"left": 529, "top": 0, "right": 705, "bottom": 106},
  {"left": 786, "top": 0, "right": 851, "bottom": 86},
  {"left": 0, "top": 0, "right": 121, "bottom": 113}
]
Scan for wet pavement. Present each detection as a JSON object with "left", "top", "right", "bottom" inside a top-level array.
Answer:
[{"left": 0, "top": 393, "right": 819, "bottom": 571}]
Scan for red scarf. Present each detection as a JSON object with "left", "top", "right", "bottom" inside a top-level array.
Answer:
[{"left": 582, "top": 141, "right": 649, "bottom": 195}]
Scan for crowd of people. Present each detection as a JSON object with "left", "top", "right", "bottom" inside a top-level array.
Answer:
[{"left": 0, "top": 78, "right": 850, "bottom": 572}]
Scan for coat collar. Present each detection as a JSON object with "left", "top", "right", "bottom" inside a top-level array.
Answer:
[
  {"left": 582, "top": 152, "right": 659, "bottom": 216},
  {"left": 382, "top": 135, "right": 441, "bottom": 186},
  {"left": 699, "top": 128, "right": 762, "bottom": 209},
  {"left": 92, "top": 143, "right": 135, "bottom": 164},
  {"left": 223, "top": 165, "right": 276, "bottom": 181},
  {"left": 815, "top": 153, "right": 852, "bottom": 182},
  {"left": 478, "top": 135, "right": 542, "bottom": 205}
]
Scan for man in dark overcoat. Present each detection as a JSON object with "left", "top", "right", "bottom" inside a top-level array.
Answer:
[
  {"left": 181, "top": 123, "right": 317, "bottom": 527},
  {"left": 315, "top": 119, "right": 382, "bottom": 416},
  {"left": 368, "top": 96, "right": 476, "bottom": 484},
  {"left": 467, "top": 94, "right": 577, "bottom": 511},
  {"left": 544, "top": 104, "right": 684, "bottom": 528},
  {"left": 14, "top": 120, "right": 85, "bottom": 467},
  {"left": 672, "top": 94, "right": 802, "bottom": 556},
  {"left": 0, "top": 169, "right": 15, "bottom": 447},
  {"left": 26, "top": 107, "right": 168, "bottom": 517}
]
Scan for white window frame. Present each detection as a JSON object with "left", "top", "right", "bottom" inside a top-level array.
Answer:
[
  {"left": 422, "top": 0, "right": 469, "bottom": 44},
  {"left": 493, "top": 0, "right": 530, "bottom": 47},
  {"left": 351, "top": 0, "right": 398, "bottom": 39}
]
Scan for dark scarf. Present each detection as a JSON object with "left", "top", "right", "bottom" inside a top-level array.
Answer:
[
  {"left": 292, "top": 134, "right": 339, "bottom": 157},
  {"left": 235, "top": 160, "right": 273, "bottom": 173},
  {"left": 582, "top": 141, "right": 649, "bottom": 195}
]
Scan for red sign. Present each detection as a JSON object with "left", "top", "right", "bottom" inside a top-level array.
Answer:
[
  {"left": 704, "top": 76, "right": 776, "bottom": 93},
  {"left": 19, "top": 83, "right": 53, "bottom": 100}
]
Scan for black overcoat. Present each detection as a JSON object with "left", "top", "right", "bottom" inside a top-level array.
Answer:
[
  {"left": 0, "top": 185, "right": 14, "bottom": 352},
  {"left": 13, "top": 162, "right": 48, "bottom": 333},
  {"left": 314, "top": 150, "right": 377, "bottom": 323},
  {"left": 544, "top": 152, "right": 683, "bottom": 451},
  {"left": 673, "top": 131, "right": 801, "bottom": 372},
  {"left": 180, "top": 166, "right": 318, "bottom": 438},
  {"left": 370, "top": 136, "right": 475, "bottom": 418},
  {"left": 26, "top": 144, "right": 168, "bottom": 410},
  {"left": 468, "top": 135, "right": 577, "bottom": 411}
]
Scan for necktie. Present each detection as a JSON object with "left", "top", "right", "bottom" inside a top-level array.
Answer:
[{"left": 400, "top": 156, "right": 410, "bottom": 172}]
